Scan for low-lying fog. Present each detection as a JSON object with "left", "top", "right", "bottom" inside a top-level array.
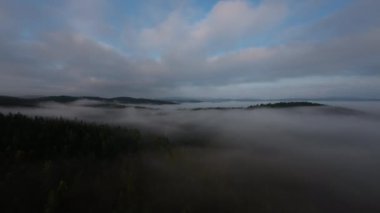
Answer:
[{"left": 2, "top": 101, "right": 380, "bottom": 212}]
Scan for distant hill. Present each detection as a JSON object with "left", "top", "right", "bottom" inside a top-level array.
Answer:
[
  {"left": 0, "top": 95, "right": 176, "bottom": 107},
  {"left": 0, "top": 96, "right": 39, "bottom": 107},
  {"left": 247, "top": 102, "right": 324, "bottom": 109},
  {"left": 191, "top": 102, "right": 325, "bottom": 111}
]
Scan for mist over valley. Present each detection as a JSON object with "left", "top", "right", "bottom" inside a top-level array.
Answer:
[{"left": 1, "top": 99, "right": 380, "bottom": 212}]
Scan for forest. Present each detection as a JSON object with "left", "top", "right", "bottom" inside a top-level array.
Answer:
[{"left": 0, "top": 113, "right": 149, "bottom": 212}]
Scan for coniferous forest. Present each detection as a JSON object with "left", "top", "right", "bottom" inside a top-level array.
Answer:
[{"left": 0, "top": 113, "right": 145, "bottom": 213}]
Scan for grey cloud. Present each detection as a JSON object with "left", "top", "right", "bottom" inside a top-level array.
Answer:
[
  {"left": 0, "top": 0, "right": 379, "bottom": 98},
  {"left": 0, "top": 33, "right": 146, "bottom": 96},
  {"left": 281, "top": 0, "right": 380, "bottom": 43}
]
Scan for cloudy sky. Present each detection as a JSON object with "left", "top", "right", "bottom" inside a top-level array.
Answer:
[{"left": 0, "top": 0, "right": 379, "bottom": 99}]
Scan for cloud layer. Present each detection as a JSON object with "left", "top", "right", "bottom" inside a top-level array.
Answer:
[{"left": 0, "top": 0, "right": 379, "bottom": 98}]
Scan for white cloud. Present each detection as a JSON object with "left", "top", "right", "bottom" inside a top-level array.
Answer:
[
  {"left": 64, "top": 0, "right": 114, "bottom": 36},
  {"left": 138, "top": 11, "right": 189, "bottom": 52},
  {"left": 190, "top": 0, "right": 286, "bottom": 48},
  {"left": 132, "top": 0, "right": 287, "bottom": 55}
]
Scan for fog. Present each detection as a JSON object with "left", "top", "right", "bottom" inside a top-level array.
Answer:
[{"left": 2, "top": 101, "right": 380, "bottom": 212}]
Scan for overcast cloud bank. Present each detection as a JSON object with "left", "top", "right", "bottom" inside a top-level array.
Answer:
[{"left": 0, "top": 0, "right": 379, "bottom": 98}]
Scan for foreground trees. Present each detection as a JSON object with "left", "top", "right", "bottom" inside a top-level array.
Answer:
[{"left": 0, "top": 113, "right": 143, "bottom": 212}]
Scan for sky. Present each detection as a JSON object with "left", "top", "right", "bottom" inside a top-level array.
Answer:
[{"left": 0, "top": 0, "right": 379, "bottom": 99}]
